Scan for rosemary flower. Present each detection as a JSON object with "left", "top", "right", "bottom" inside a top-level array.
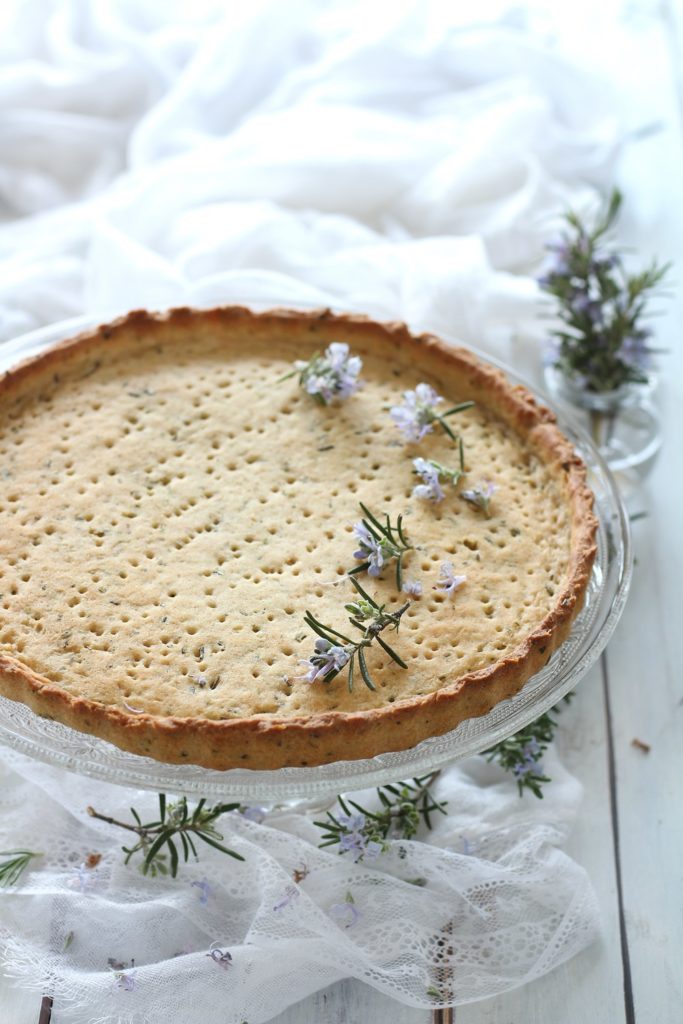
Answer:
[
  {"left": 433, "top": 562, "right": 466, "bottom": 597},
  {"left": 412, "top": 457, "right": 463, "bottom": 502},
  {"left": 191, "top": 879, "right": 211, "bottom": 905},
  {"left": 402, "top": 579, "right": 422, "bottom": 597},
  {"left": 460, "top": 481, "right": 495, "bottom": 517},
  {"left": 352, "top": 521, "right": 389, "bottom": 577},
  {"left": 330, "top": 892, "right": 361, "bottom": 929},
  {"left": 337, "top": 814, "right": 382, "bottom": 861},
  {"left": 300, "top": 637, "right": 352, "bottom": 684},
  {"left": 391, "top": 384, "right": 473, "bottom": 443},
  {"left": 273, "top": 885, "right": 300, "bottom": 912},
  {"left": 286, "top": 342, "right": 363, "bottom": 404},
  {"left": 349, "top": 503, "right": 413, "bottom": 588}
]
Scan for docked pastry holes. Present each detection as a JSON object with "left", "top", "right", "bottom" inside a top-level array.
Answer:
[{"left": 0, "top": 312, "right": 578, "bottom": 735}]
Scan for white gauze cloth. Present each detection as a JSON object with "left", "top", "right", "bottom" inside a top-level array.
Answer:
[
  {"left": 0, "top": 0, "right": 627, "bottom": 1019},
  {"left": 0, "top": 745, "right": 600, "bottom": 1023}
]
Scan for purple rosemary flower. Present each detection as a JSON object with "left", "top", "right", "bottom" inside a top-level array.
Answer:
[
  {"left": 513, "top": 758, "right": 544, "bottom": 780},
  {"left": 336, "top": 813, "right": 382, "bottom": 862},
  {"left": 620, "top": 327, "right": 653, "bottom": 372},
  {"left": 433, "top": 563, "right": 467, "bottom": 597},
  {"left": 300, "top": 637, "right": 351, "bottom": 684},
  {"left": 402, "top": 579, "right": 422, "bottom": 597},
  {"left": 412, "top": 458, "right": 464, "bottom": 502},
  {"left": 293, "top": 342, "right": 362, "bottom": 404},
  {"left": 273, "top": 884, "right": 300, "bottom": 912},
  {"left": 460, "top": 481, "right": 495, "bottom": 517},
  {"left": 349, "top": 504, "right": 413, "bottom": 588},
  {"left": 352, "top": 521, "right": 391, "bottom": 577},
  {"left": 412, "top": 457, "right": 445, "bottom": 501},
  {"left": 390, "top": 383, "right": 443, "bottom": 441},
  {"left": 330, "top": 893, "right": 361, "bottom": 929},
  {"left": 191, "top": 879, "right": 211, "bottom": 905},
  {"left": 512, "top": 740, "right": 545, "bottom": 781}
]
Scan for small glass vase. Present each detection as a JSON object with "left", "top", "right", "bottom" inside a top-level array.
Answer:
[{"left": 543, "top": 364, "right": 662, "bottom": 489}]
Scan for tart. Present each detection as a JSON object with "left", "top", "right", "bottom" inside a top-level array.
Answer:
[{"left": 0, "top": 307, "right": 597, "bottom": 770}]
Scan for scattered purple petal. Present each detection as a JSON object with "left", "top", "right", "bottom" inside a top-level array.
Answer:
[
  {"left": 241, "top": 805, "right": 268, "bottom": 824},
  {"left": 191, "top": 879, "right": 211, "bottom": 905},
  {"left": 330, "top": 894, "right": 361, "bottom": 929},
  {"left": 273, "top": 884, "right": 300, "bottom": 912},
  {"left": 402, "top": 579, "right": 422, "bottom": 597}
]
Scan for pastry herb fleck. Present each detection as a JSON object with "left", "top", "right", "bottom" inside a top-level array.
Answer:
[
  {"left": 315, "top": 772, "right": 447, "bottom": 860},
  {"left": 538, "top": 188, "right": 671, "bottom": 392},
  {"left": 279, "top": 342, "right": 362, "bottom": 404},
  {"left": 350, "top": 502, "right": 413, "bottom": 589},
  {"left": 302, "top": 576, "right": 409, "bottom": 692},
  {"left": 87, "top": 795, "right": 244, "bottom": 877}
]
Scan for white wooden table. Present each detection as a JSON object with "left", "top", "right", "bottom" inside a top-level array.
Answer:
[{"left": 2, "top": 5, "right": 682, "bottom": 1022}]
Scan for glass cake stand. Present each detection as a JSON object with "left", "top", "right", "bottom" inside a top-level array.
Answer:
[{"left": 0, "top": 321, "right": 632, "bottom": 802}]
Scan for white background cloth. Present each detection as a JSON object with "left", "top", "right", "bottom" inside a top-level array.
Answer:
[{"left": 0, "top": 1, "right": 646, "bottom": 1020}]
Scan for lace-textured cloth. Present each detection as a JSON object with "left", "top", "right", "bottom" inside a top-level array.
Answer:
[{"left": 0, "top": 746, "right": 599, "bottom": 1023}]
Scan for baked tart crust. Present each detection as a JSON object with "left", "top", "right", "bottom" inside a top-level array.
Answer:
[{"left": 0, "top": 307, "right": 597, "bottom": 770}]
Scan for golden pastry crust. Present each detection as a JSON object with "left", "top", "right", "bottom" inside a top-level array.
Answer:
[{"left": 0, "top": 307, "right": 597, "bottom": 769}]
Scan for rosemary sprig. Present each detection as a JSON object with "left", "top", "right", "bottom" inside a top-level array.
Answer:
[
  {"left": 436, "top": 402, "right": 475, "bottom": 441},
  {"left": 87, "top": 795, "right": 244, "bottom": 877},
  {"left": 315, "top": 772, "right": 447, "bottom": 859},
  {"left": 538, "top": 188, "right": 671, "bottom": 393},
  {"left": 302, "top": 576, "right": 409, "bottom": 692},
  {"left": 0, "top": 849, "right": 42, "bottom": 887},
  {"left": 350, "top": 502, "right": 413, "bottom": 589},
  {"left": 484, "top": 694, "right": 573, "bottom": 798}
]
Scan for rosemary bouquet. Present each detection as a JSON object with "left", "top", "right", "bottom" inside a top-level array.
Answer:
[{"left": 539, "top": 188, "right": 670, "bottom": 397}]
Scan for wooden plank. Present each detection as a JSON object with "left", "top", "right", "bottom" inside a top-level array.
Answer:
[
  {"left": 0, "top": 981, "right": 42, "bottom": 1024},
  {"left": 603, "top": 242, "right": 683, "bottom": 1021},
  {"left": 601, "top": 5, "right": 683, "bottom": 1021}
]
